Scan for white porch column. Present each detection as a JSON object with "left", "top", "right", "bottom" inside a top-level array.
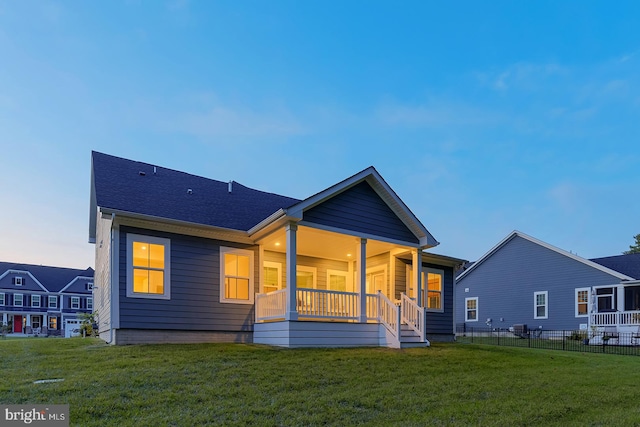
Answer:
[
  {"left": 285, "top": 222, "right": 298, "bottom": 321},
  {"left": 617, "top": 285, "right": 625, "bottom": 326},
  {"left": 357, "top": 238, "right": 367, "bottom": 323},
  {"left": 26, "top": 314, "right": 31, "bottom": 327},
  {"left": 413, "top": 249, "right": 423, "bottom": 307},
  {"left": 2, "top": 313, "right": 6, "bottom": 326},
  {"left": 43, "top": 314, "right": 48, "bottom": 331}
]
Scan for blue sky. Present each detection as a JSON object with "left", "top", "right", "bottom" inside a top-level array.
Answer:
[{"left": 1, "top": 1, "right": 639, "bottom": 269}]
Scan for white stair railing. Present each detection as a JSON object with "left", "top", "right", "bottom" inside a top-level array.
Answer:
[
  {"left": 401, "top": 292, "right": 425, "bottom": 341},
  {"left": 255, "top": 289, "right": 287, "bottom": 322},
  {"left": 377, "top": 291, "right": 400, "bottom": 338}
]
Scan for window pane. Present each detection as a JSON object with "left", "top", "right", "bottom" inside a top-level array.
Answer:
[
  {"left": 468, "top": 309, "right": 477, "bottom": 320},
  {"left": 237, "top": 255, "right": 250, "bottom": 277},
  {"left": 536, "top": 294, "right": 546, "bottom": 305},
  {"left": 329, "top": 275, "right": 347, "bottom": 292},
  {"left": 537, "top": 306, "right": 546, "bottom": 317},
  {"left": 297, "top": 271, "right": 314, "bottom": 288},
  {"left": 467, "top": 299, "right": 476, "bottom": 310},
  {"left": 149, "top": 244, "right": 164, "bottom": 269},
  {"left": 133, "top": 242, "right": 149, "bottom": 267},
  {"left": 264, "top": 267, "right": 279, "bottom": 293},
  {"left": 225, "top": 254, "right": 237, "bottom": 276},
  {"left": 578, "top": 303, "right": 587, "bottom": 315},
  {"left": 226, "top": 278, "right": 236, "bottom": 299},
  {"left": 236, "top": 278, "right": 250, "bottom": 300},
  {"left": 149, "top": 271, "right": 164, "bottom": 294},
  {"left": 133, "top": 268, "right": 149, "bottom": 293},
  {"left": 427, "top": 273, "right": 442, "bottom": 291},
  {"left": 427, "top": 291, "right": 441, "bottom": 309}
]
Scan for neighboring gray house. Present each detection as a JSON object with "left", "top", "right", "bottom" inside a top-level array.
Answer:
[
  {"left": 455, "top": 231, "right": 634, "bottom": 332},
  {"left": 0, "top": 262, "right": 94, "bottom": 337},
  {"left": 89, "top": 152, "right": 465, "bottom": 347}
]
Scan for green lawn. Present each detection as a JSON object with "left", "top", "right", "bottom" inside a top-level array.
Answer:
[{"left": 1, "top": 338, "right": 640, "bottom": 426}]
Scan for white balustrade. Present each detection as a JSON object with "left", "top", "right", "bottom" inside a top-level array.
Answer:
[
  {"left": 377, "top": 291, "right": 400, "bottom": 338},
  {"left": 401, "top": 293, "right": 425, "bottom": 339},
  {"left": 296, "top": 288, "right": 359, "bottom": 320},
  {"left": 255, "top": 289, "right": 287, "bottom": 322}
]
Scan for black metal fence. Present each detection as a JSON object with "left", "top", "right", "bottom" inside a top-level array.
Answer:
[{"left": 456, "top": 324, "right": 640, "bottom": 356}]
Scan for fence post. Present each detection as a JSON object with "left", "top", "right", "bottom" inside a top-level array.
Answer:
[
  {"left": 562, "top": 330, "right": 565, "bottom": 351},
  {"left": 497, "top": 329, "right": 500, "bottom": 346}
]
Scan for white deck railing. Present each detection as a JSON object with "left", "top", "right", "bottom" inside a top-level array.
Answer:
[
  {"left": 255, "top": 289, "right": 287, "bottom": 321},
  {"left": 591, "top": 310, "right": 640, "bottom": 327},
  {"left": 377, "top": 291, "right": 400, "bottom": 338},
  {"left": 401, "top": 293, "right": 425, "bottom": 339},
  {"left": 366, "top": 293, "right": 379, "bottom": 321},
  {"left": 296, "top": 288, "right": 359, "bottom": 320}
]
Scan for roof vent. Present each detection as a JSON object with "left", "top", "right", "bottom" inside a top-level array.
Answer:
[
  {"left": 228, "top": 181, "right": 233, "bottom": 193},
  {"left": 139, "top": 171, "right": 146, "bottom": 176},
  {"left": 187, "top": 189, "right": 193, "bottom": 195},
  {"left": 153, "top": 166, "right": 157, "bottom": 175}
]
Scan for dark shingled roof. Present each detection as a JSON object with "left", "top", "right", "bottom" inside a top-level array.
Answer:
[
  {"left": 92, "top": 151, "right": 301, "bottom": 231},
  {"left": 0, "top": 262, "right": 94, "bottom": 293},
  {"left": 590, "top": 254, "right": 640, "bottom": 280}
]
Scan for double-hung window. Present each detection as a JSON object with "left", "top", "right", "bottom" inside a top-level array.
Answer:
[
  {"left": 263, "top": 261, "right": 282, "bottom": 293},
  {"left": 220, "top": 247, "right": 254, "bottom": 304},
  {"left": 465, "top": 297, "right": 478, "bottom": 321},
  {"left": 49, "top": 295, "right": 58, "bottom": 309},
  {"left": 0, "top": 293, "right": 4, "bottom": 306},
  {"left": 13, "top": 277, "right": 23, "bottom": 286},
  {"left": 87, "top": 297, "right": 93, "bottom": 311},
  {"left": 14, "top": 294, "right": 23, "bottom": 307},
  {"left": 71, "top": 297, "right": 80, "bottom": 309},
  {"left": 534, "top": 291, "right": 548, "bottom": 319},
  {"left": 127, "top": 234, "right": 171, "bottom": 300},
  {"left": 32, "top": 295, "right": 41, "bottom": 308},
  {"left": 575, "top": 288, "right": 590, "bottom": 317}
]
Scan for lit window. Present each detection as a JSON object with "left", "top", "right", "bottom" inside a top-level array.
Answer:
[
  {"left": 71, "top": 297, "right": 80, "bottom": 309},
  {"left": 32, "top": 295, "right": 41, "bottom": 308},
  {"left": 534, "top": 291, "right": 548, "bottom": 319},
  {"left": 297, "top": 266, "right": 317, "bottom": 289},
  {"left": 576, "top": 288, "right": 589, "bottom": 317},
  {"left": 49, "top": 317, "right": 58, "bottom": 330},
  {"left": 49, "top": 296, "right": 58, "bottom": 309},
  {"left": 126, "top": 234, "right": 171, "bottom": 300},
  {"left": 263, "top": 262, "right": 282, "bottom": 293},
  {"left": 327, "top": 270, "right": 348, "bottom": 292},
  {"left": 87, "top": 297, "right": 93, "bottom": 310},
  {"left": 220, "top": 247, "right": 254, "bottom": 304},
  {"left": 465, "top": 297, "right": 478, "bottom": 322},
  {"left": 406, "top": 266, "right": 444, "bottom": 311},
  {"left": 14, "top": 294, "right": 23, "bottom": 307}
]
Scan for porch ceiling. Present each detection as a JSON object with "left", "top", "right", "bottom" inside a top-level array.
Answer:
[{"left": 259, "top": 225, "right": 400, "bottom": 262}]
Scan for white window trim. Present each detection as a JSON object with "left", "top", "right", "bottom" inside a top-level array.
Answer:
[
  {"left": 71, "top": 297, "right": 80, "bottom": 310},
  {"left": 262, "top": 261, "right": 282, "bottom": 293},
  {"left": 534, "top": 291, "right": 548, "bottom": 320},
  {"left": 465, "top": 297, "right": 478, "bottom": 322},
  {"left": 87, "top": 297, "right": 93, "bottom": 310},
  {"left": 126, "top": 233, "right": 171, "bottom": 300},
  {"left": 0, "top": 292, "right": 4, "bottom": 306},
  {"left": 49, "top": 295, "right": 58, "bottom": 309},
  {"left": 14, "top": 293, "right": 23, "bottom": 307},
  {"left": 575, "top": 287, "right": 590, "bottom": 318},
  {"left": 326, "top": 269, "right": 349, "bottom": 292},
  {"left": 32, "top": 294, "right": 41, "bottom": 308},
  {"left": 87, "top": 282, "right": 94, "bottom": 290},
  {"left": 297, "top": 265, "right": 318, "bottom": 289},
  {"left": 14, "top": 276, "right": 23, "bottom": 286},
  {"left": 220, "top": 246, "right": 255, "bottom": 305}
]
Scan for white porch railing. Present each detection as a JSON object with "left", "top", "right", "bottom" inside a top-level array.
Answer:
[
  {"left": 296, "top": 288, "right": 359, "bottom": 320},
  {"left": 255, "top": 289, "right": 287, "bottom": 321},
  {"left": 591, "top": 310, "right": 640, "bottom": 327},
  {"left": 401, "top": 293, "right": 425, "bottom": 339},
  {"left": 377, "top": 291, "right": 400, "bottom": 338},
  {"left": 366, "top": 293, "right": 379, "bottom": 321}
]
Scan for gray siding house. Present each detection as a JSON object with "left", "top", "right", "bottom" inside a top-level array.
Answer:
[
  {"left": 455, "top": 231, "right": 633, "bottom": 333},
  {"left": 89, "top": 152, "right": 465, "bottom": 347},
  {"left": 0, "top": 262, "right": 94, "bottom": 337}
]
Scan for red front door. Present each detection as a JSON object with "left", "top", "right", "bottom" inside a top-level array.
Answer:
[{"left": 14, "top": 315, "right": 23, "bottom": 333}]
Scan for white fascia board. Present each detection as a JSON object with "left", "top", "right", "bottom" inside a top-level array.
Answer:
[
  {"left": 247, "top": 209, "right": 302, "bottom": 242},
  {"left": 101, "top": 208, "right": 254, "bottom": 244},
  {"left": 286, "top": 166, "right": 438, "bottom": 247},
  {"left": 297, "top": 221, "right": 422, "bottom": 248},
  {"left": 456, "top": 230, "right": 635, "bottom": 283},
  {"left": 0, "top": 270, "right": 49, "bottom": 292},
  {"left": 59, "top": 276, "right": 93, "bottom": 293}
]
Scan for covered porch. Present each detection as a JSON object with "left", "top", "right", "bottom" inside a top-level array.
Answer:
[
  {"left": 252, "top": 222, "right": 430, "bottom": 348},
  {"left": 589, "top": 280, "right": 640, "bottom": 333}
]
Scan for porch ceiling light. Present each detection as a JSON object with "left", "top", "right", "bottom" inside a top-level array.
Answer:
[{"left": 275, "top": 242, "right": 281, "bottom": 247}]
